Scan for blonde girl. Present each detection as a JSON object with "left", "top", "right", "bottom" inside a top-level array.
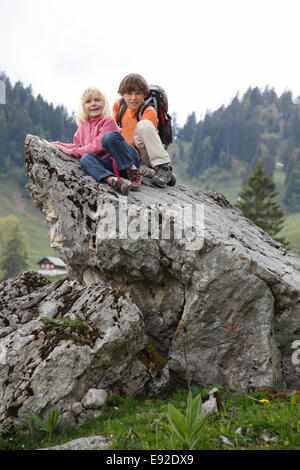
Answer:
[{"left": 52, "top": 87, "right": 141, "bottom": 194}]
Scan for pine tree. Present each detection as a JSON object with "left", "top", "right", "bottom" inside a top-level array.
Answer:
[
  {"left": 0, "top": 71, "right": 76, "bottom": 181},
  {"left": 283, "top": 148, "right": 300, "bottom": 212},
  {"left": 171, "top": 112, "right": 180, "bottom": 141},
  {"left": 284, "top": 168, "right": 300, "bottom": 212},
  {"left": 236, "top": 163, "right": 287, "bottom": 244},
  {"left": 178, "top": 112, "right": 197, "bottom": 142},
  {"left": 0, "top": 216, "right": 28, "bottom": 280}
]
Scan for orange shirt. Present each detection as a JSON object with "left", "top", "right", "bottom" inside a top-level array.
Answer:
[{"left": 113, "top": 98, "right": 158, "bottom": 143}]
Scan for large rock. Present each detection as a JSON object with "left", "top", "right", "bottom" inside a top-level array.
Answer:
[
  {"left": 23, "top": 135, "right": 300, "bottom": 393},
  {"left": 0, "top": 272, "right": 167, "bottom": 430},
  {"left": 2, "top": 134, "right": 300, "bottom": 429}
]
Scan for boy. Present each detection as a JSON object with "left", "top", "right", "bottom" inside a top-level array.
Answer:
[{"left": 112, "top": 73, "right": 176, "bottom": 188}]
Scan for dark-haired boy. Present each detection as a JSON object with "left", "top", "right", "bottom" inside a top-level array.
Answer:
[{"left": 112, "top": 73, "right": 176, "bottom": 188}]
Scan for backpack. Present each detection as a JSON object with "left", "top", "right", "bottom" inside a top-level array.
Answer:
[{"left": 117, "top": 85, "right": 173, "bottom": 148}]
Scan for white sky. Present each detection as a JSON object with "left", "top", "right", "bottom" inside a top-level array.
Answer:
[{"left": 1, "top": 0, "right": 300, "bottom": 125}]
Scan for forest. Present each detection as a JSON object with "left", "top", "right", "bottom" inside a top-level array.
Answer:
[
  {"left": 0, "top": 71, "right": 76, "bottom": 187},
  {"left": 173, "top": 86, "right": 300, "bottom": 212}
]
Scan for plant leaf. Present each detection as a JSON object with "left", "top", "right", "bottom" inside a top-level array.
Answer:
[
  {"left": 167, "top": 403, "right": 188, "bottom": 441},
  {"left": 190, "top": 415, "right": 207, "bottom": 440},
  {"left": 190, "top": 394, "right": 202, "bottom": 424}
]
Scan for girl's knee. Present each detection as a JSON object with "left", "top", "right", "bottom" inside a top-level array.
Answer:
[
  {"left": 102, "top": 131, "right": 121, "bottom": 147},
  {"left": 80, "top": 154, "right": 90, "bottom": 169}
]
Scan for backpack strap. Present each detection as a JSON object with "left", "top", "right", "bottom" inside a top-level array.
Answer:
[
  {"left": 137, "top": 95, "right": 157, "bottom": 121},
  {"left": 117, "top": 99, "right": 127, "bottom": 128},
  {"left": 118, "top": 95, "right": 157, "bottom": 124}
]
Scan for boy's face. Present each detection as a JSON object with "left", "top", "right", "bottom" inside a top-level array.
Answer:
[{"left": 122, "top": 90, "right": 145, "bottom": 110}]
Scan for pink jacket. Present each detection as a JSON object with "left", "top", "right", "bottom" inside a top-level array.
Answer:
[{"left": 52, "top": 116, "right": 121, "bottom": 158}]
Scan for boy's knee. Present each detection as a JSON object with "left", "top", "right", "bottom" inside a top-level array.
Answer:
[{"left": 136, "top": 120, "right": 155, "bottom": 132}]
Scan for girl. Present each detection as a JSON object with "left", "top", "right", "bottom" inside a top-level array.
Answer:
[{"left": 52, "top": 87, "right": 142, "bottom": 195}]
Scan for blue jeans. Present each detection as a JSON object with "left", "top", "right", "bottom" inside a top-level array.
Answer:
[{"left": 80, "top": 132, "right": 140, "bottom": 182}]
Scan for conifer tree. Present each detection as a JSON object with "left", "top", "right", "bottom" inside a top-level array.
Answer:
[
  {"left": 236, "top": 163, "right": 287, "bottom": 244},
  {"left": 284, "top": 167, "right": 300, "bottom": 212},
  {"left": 0, "top": 216, "right": 28, "bottom": 280},
  {"left": 178, "top": 112, "right": 197, "bottom": 142}
]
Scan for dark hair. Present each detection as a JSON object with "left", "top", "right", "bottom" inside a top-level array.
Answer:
[{"left": 118, "top": 73, "right": 150, "bottom": 96}]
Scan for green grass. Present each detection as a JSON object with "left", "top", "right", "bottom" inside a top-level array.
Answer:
[
  {"left": 1, "top": 387, "right": 299, "bottom": 450},
  {"left": 277, "top": 212, "right": 300, "bottom": 257},
  {"left": 0, "top": 177, "right": 57, "bottom": 270}
]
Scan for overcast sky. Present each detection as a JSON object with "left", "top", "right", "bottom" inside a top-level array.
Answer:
[{"left": 1, "top": 0, "right": 300, "bottom": 125}]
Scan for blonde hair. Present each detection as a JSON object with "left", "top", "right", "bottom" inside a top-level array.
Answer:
[{"left": 76, "top": 87, "right": 112, "bottom": 125}]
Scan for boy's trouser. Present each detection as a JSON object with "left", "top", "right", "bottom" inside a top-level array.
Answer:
[
  {"left": 134, "top": 120, "right": 170, "bottom": 169},
  {"left": 80, "top": 132, "right": 140, "bottom": 182}
]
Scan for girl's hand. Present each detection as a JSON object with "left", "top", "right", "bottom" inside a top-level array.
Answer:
[{"left": 53, "top": 144, "right": 72, "bottom": 155}]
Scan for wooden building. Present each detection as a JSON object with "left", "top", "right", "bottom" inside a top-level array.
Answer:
[{"left": 37, "top": 256, "right": 67, "bottom": 276}]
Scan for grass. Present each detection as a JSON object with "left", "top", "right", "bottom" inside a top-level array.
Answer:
[
  {"left": 1, "top": 387, "right": 299, "bottom": 450},
  {"left": 0, "top": 176, "right": 57, "bottom": 270},
  {"left": 277, "top": 212, "right": 300, "bottom": 257}
]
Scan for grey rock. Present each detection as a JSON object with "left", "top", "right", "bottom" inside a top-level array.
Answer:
[
  {"left": 260, "top": 432, "right": 277, "bottom": 443},
  {"left": 2, "top": 134, "right": 300, "bottom": 429},
  {"left": 81, "top": 388, "right": 107, "bottom": 409},
  {"left": 0, "top": 273, "right": 166, "bottom": 431},
  {"left": 70, "top": 402, "right": 83, "bottom": 416},
  {"left": 39, "top": 434, "right": 110, "bottom": 450},
  {"left": 24, "top": 135, "right": 300, "bottom": 393},
  {"left": 219, "top": 435, "right": 234, "bottom": 447},
  {"left": 201, "top": 387, "right": 222, "bottom": 416},
  {"left": 235, "top": 427, "right": 243, "bottom": 435}
]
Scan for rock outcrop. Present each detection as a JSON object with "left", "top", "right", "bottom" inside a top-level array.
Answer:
[
  {"left": 1, "top": 133, "right": 300, "bottom": 429},
  {"left": 0, "top": 271, "right": 167, "bottom": 430}
]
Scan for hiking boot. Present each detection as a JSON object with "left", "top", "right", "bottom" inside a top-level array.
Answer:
[
  {"left": 126, "top": 167, "right": 142, "bottom": 191},
  {"left": 111, "top": 177, "right": 131, "bottom": 195},
  {"left": 167, "top": 169, "right": 176, "bottom": 186},
  {"left": 152, "top": 164, "right": 172, "bottom": 188},
  {"left": 140, "top": 164, "right": 155, "bottom": 178}
]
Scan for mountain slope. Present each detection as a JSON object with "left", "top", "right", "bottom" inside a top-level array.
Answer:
[
  {"left": 0, "top": 177, "right": 56, "bottom": 269},
  {"left": 169, "top": 144, "right": 300, "bottom": 258}
]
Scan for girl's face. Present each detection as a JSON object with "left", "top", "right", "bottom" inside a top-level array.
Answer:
[{"left": 84, "top": 92, "right": 104, "bottom": 119}]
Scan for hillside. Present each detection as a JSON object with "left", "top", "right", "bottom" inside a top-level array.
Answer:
[
  {"left": 0, "top": 177, "right": 57, "bottom": 270},
  {"left": 0, "top": 72, "right": 76, "bottom": 273},
  {"left": 169, "top": 142, "right": 300, "bottom": 258}
]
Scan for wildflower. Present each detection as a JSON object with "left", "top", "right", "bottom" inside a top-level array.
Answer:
[
  {"left": 248, "top": 424, "right": 253, "bottom": 427},
  {"left": 259, "top": 399, "right": 270, "bottom": 403}
]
